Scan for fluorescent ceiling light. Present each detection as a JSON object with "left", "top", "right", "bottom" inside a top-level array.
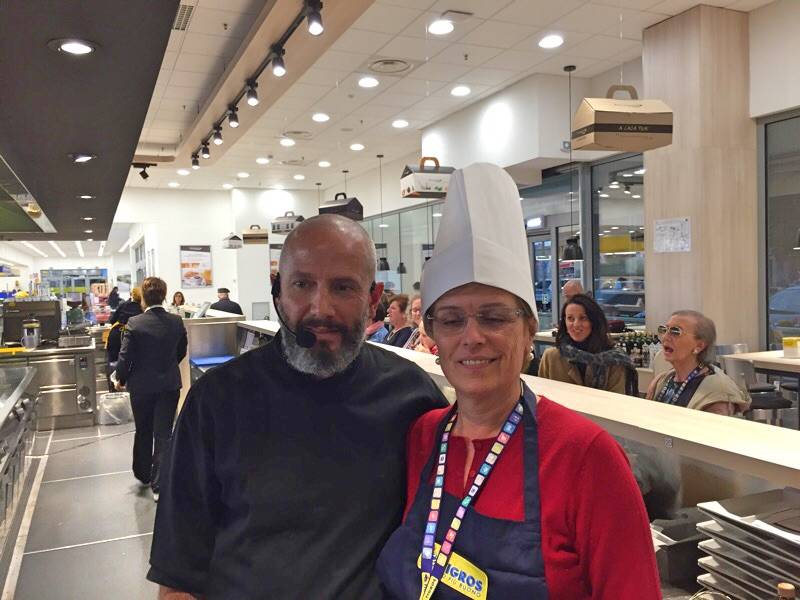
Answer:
[
  {"left": 318, "top": 160, "right": 331, "bottom": 168},
  {"left": 312, "top": 112, "right": 330, "bottom": 122},
  {"left": 427, "top": 19, "right": 454, "bottom": 35},
  {"left": 21, "top": 241, "right": 47, "bottom": 258},
  {"left": 75, "top": 241, "right": 84, "bottom": 257},
  {"left": 176, "top": 169, "right": 190, "bottom": 176},
  {"left": 538, "top": 34, "right": 564, "bottom": 49},
  {"left": 223, "top": 183, "right": 233, "bottom": 190},
  {"left": 48, "top": 241, "right": 66, "bottom": 258},
  {"left": 168, "top": 182, "right": 180, "bottom": 188},
  {"left": 450, "top": 85, "right": 471, "bottom": 97},
  {"left": 293, "top": 174, "right": 305, "bottom": 180},
  {"left": 98, "top": 242, "right": 106, "bottom": 257},
  {"left": 237, "top": 172, "right": 250, "bottom": 178},
  {"left": 634, "top": 168, "right": 646, "bottom": 175},
  {"left": 358, "top": 76, "right": 379, "bottom": 89},
  {"left": 280, "top": 137, "right": 295, "bottom": 147},
  {"left": 350, "top": 143, "right": 365, "bottom": 151},
  {"left": 256, "top": 157, "right": 270, "bottom": 165},
  {"left": 392, "top": 119, "right": 409, "bottom": 129},
  {"left": 118, "top": 239, "right": 131, "bottom": 254}
]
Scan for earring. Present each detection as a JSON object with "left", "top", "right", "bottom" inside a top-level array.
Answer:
[
  {"left": 692, "top": 349, "right": 699, "bottom": 354},
  {"left": 435, "top": 357, "right": 441, "bottom": 365}
]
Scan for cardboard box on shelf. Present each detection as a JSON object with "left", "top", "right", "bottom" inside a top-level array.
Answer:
[{"left": 572, "top": 85, "right": 673, "bottom": 152}]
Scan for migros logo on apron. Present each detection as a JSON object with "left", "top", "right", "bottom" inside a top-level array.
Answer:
[{"left": 417, "top": 544, "right": 488, "bottom": 599}]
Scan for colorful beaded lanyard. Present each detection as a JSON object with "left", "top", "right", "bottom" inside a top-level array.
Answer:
[
  {"left": 656, "top": 365, "right": 706, "bottom": 405},
  {"left": 419, "top": 400, "right": 524, "bottom": 600}
]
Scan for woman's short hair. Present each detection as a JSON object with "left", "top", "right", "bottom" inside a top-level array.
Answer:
[
  {"left": 672, "top": 309, "right": 716, "bottom": 364},
  {"left": 556, "top": 294, "right": 613, "bottom": 353},
  {"left": 131, "top": 287, "right": 142, "bottom": 303},
  {"left": 391, "top": 294, "right": 410, "bottom": 313},
  {"left": 141, "top": 277, "right": 168, "bottom": 307}
]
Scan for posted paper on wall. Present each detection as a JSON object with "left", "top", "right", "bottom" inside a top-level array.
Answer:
[
  {"left": 654, "top": 217, "right": 691, "bottom": 253},
  {"left": 180, "top": 245, "right": 213, "bottom": 288}
]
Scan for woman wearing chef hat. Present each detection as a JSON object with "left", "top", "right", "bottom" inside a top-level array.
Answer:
[{"left": 376, "top": 163, "right": 660, "bottom": 599}]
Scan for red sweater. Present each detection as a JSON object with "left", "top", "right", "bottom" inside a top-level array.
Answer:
[{"left": 405, "top": 396, "right": 662, "bottom": 599}]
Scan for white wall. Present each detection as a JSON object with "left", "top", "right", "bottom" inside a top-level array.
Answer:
[
  {"left": 750, "top": 0, "right": 800, "bottom": 117},
  {"left": 115, "top": 188, "right": 237, "bottom": 305},
  {"left": 0, "top": 242, "right": 34, "bottom": 293},
  {"left": 230, "top": 187, "right": 318, "bottom": 319}
]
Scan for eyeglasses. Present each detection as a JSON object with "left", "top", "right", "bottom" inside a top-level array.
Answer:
[
  {"left": 657, "top": 324, "right": 685, "bottom": 337},
  {"left": 426, "top": 307, "right": 524, "bottom": 335}
]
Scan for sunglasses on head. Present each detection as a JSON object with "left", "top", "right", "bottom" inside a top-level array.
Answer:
[{"left": 657, "top": 324, "right": 684, "bottom": 337}]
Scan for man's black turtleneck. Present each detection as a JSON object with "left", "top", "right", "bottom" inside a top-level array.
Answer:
[{"left": 148, "top": 333, "right": 447, "bottom": 599}]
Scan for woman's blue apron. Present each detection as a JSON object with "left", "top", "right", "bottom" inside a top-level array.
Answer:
[{"left": 376, "top": 385, "right": 548, "bottom": 599}]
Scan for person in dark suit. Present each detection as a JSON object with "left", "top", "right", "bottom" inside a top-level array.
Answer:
[
  {"left": 114, "top": 277, "right": 187, "bottom": 500},
  {"left": 209, "top": 287, "right": 243, "bottom": 315}
]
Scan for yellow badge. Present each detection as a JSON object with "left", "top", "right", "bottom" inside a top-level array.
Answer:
[{"left": 417, "top": 544, "right": 488, "bottom": 599}]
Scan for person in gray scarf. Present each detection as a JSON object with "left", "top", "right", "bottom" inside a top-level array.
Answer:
[{"left": 538, "top": 294, "right": 638, "bottom": 396}]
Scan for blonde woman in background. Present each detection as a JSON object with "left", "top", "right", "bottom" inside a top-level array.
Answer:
[{"left": 403, "top": 294, "right": 423, "bottom": 349}]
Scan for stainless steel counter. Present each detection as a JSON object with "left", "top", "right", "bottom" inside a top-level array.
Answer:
[{"left": 0, "top": 366, "right": 36, "bottom": 423}]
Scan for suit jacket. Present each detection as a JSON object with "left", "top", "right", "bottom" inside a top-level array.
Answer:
[
  {"left": 210, "top": 298, "right": 243, "bottom": 315},
  {"left": 115, "top": 307, "right": 187, "bottom": 395},
  {"left": 537, "top": 346, "right": 626, "bottom": 394}
]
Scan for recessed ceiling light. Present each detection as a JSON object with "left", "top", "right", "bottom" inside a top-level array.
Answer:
[
  {"left": 49, "top": 38, "right": 97, "bottom": 55},
  {"left": 78, "top": 194, "right": 95, "bottom": 199},
  {"left": 87, "top": 238, "right": 93, "bottom": 242},
  {"left": 378, "top": 223, "right": 389, "bottom": 228},
  {"left": 599, "top": 193, "right": 610, "bottom": 198},
  {"left": 350, "top": 143, "right": 365, "bottom": 151},
  {"left": 634, "top": 168, "right": 646, "bottom": 175},
  {"left": 450, "top": 85, "right": 471, "bottom": 97},
  {"left": 81, "top": 216, "right": 94, "bottom": 221},
  {"left": 622, "top": 173, "right": 633, "bottom": 178},
  {"left": 237, "top": 172, "right": 250, "bottom": 178},
  {"left": 168, "top": 182, "right": 180, "bottom": 188},
  {"left": 603, "top": 230, "right": 611, "bottom": 234},
  {"left": 68, "top": 153, "right": 96, "bottom": 163},
  {"left": 611, "top": 226, "right": 620, "bottom": 230},
  {"left": 633, "top": 194, "right": 641, "bottom": 199},
  {"left": 312, "top": 112, "right": 330, "bottom": 122},
  {"left": 427, "top": 19, "right": 454, "bottom": 35},
  {"left": 318, "top": 160, "right": 331, "bottom": 168},
  {"left": 392, "top": 119, "right": 409, "bottom": 129},
  {"left": 358, "top": 76, "right": 379, "bottom": 89},
  {"left": 432, "top": 212, "right": 443, "bottom": 218},
  {"left": 177, "top": 169, "right": 190, "bottom": 176},
  {"left": 84, "top": 229, "right": 93, "bottom": 234},
  {"left": 256, "top": 157, "right": 271, "bottom": 165},
  {"left": 222, "top": 183, "right": 233, "bottom": 190},
  {"left": 608, "top": 183, "right": 620, "bottom": 189},
  {"left": 538, "top": 34, "right": 564, "bottom": 49},
  {"left": 280, "top": 137, "right": 296, "bottom": 147},
  {"left": 293, "top": 174, "right": 306, "bottom": 180}
]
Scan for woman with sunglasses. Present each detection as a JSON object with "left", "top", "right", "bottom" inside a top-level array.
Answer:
[
  {"left": 647, "top": 310, "right": 750, "bottom": 415},
  {"left": 377, "top": 163, "right": 659, "bottom": 599},
  {"left": 538, "top": 294, "right": 638, "bottom": 396}
]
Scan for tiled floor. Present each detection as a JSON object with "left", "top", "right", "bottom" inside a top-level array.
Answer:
[{"left": 8, "top": 424, "right": 159, "bottom": 600}]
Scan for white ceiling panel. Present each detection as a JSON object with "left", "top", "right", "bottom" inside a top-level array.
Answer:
[
  {"left": 351, "top": 3, "right": 423, "bottom": 34},
  {"left": 566, "top": 34, "right": 642, "bottom": 59},
  {"left": 611, "top": 42, "right": 644, "bottom": 63},
  {"left": 727, "top": 0, "right": 775, "bottom": 9},
  {"left": 332, "top": 28, "right": 394, "bottom": 55},
  {"left": 356, "top": 103, "right": 406, "bottom": 119},
  {"left": 409, "top": 60, "right": 472, "bottom": 82},
  {"left": 154, "top": 108, "right": 197, "bottom": 124},
  {"left": 493, "top": 0, "right": 589, "bottom": 27},
  {"left": 180, "top": 32, "right": 240, "bottom": 57},
  {"left": 377, "top": 35, "right": 449, "bottom": 61},
  {"left": 603, "top": 10, "right": 669, "bottom": 39},
  {"left": 193, "top": 0, "right": 265, "bottom": 13},
  {"left": 459, "top": 20, "right": 540, "bottom": 49},
  {"left": 186, "top": 7, "right": 253, "bottom": 38},
  {"left": 385, "top": 76, "right": 446, "bottom": 95},
  {"left": 168, "top": 70, "right": 215, "bottom": 88},
  {"left": 298, "top": 67, "right": 351, "bottom": 87},
  {"left": 172, "top": 52, "right": 222, "bottom": 74},
  {"left": 161, "top": 51, "right": 179, "bottom": 70},
  {"left": 576, "top": 59, "right": 619, "bottom": 77},
  {"left": 648, "top": 0, "right": 730, "bottom": 14},
  {"left": 312, "top": 49, "right": 371, "bottom": 72},
  {"left": 371, "top": 90, "right": 426, "bottom": 107},
  {"left": 482, "top": 48, "right": 548, "bottom": 71},
  {"left": 429, "top": 0, "right": 515, "bottom": 19},
  {"left": 532, "top": 54, "right": 599, "bottom": 75},
  {"left": 400, "top": 12, "right": 484, "bottom": 41},
  {"left": 458, "top": 66, "right": 518, "bottom": 86},
  {"left": 591, "top": 0, "right": 663, "bottom": 9},
  {"left": 162, "top": 85, "right": 206, "bottom": 100},
  {"left": 513, "top": 29, "right": 593, "bottom": 53},
  {"left": 376, "top": 0, "right": 437, "bottom": 9},
  {"left": 429, "top": 43, "right": 504, "bottom": 67},
  {"left": 281, "top": 82, "right": 333, "bottom": 101}
]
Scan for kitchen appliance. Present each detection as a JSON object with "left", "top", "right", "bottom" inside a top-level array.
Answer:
[
  {"left": 1, "top": 299, "right": 61, "bottom": 345},
  {"left": 21, "top": 318, "right": 40, "bottom": 349}
]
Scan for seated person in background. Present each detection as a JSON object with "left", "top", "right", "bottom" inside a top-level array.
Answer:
[
  {"left": 402, "top": 294, "right": 423, "bottom": 349},
  {"left": 538, "top": 294, "right": 637, "bottom": 395},
  {"left": 384, "top": 294, "right": 414, "bottom": 347},
  {"left": 365, "top": 302, "right": 389, "bottom": 343},
  {"left": 646, "top": 310, "right": 750, "bottom": 415},
  {"left": 210, "top": 287, "right": 243, "bottom": 315},
  {"left": 561, "top": 278, "right": 584, "bottom": 302},
  {"left": 412, "top": 318, "right": 437, "bottom": 355},
  {"left": 110, "top": 287, "right": 143, "bottom": 325}
]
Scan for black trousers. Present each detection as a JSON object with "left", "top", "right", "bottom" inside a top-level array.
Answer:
[{"left": 130, "top": 390, "right": 180, "bottom": 491}]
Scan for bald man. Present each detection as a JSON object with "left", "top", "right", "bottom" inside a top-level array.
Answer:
[
  {"left": 149, "top": 215, "right": 446, "bottom": 599},
  {"left": 562, "top": 279, "right": 584, "bottom": 303}
]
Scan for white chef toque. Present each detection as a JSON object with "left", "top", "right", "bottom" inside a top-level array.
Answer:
[{"left": 421, "top": 162, "right": 537, "bottom": 320}]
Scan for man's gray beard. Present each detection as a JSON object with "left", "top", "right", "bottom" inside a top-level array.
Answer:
[{"left": 281, "top": 312, "right": 369, "bottom": 379}]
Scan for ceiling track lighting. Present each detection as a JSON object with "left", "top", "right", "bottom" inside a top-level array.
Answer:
[
  {"left": 228, "top": 105, "right": 239, "bottom": 128},
  {"left": 132, "top": 161, "right": 155, "bottom": 180},
  {"left": 190, "top": 1, "right": 322, "bottom": 164},
  {"left": 306, "top": 0, "right": 324, "bottom": 36},
  {"left": 191, "top": 155, "right": 200, "bottom": 169}
]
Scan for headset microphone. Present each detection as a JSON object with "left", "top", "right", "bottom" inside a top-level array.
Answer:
[{"left": 271, "top": 273, "right": 317, "bottom": 348}]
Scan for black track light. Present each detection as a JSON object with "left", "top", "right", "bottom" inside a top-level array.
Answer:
[
  {"left": 201, "top": 143, "right": 210, "bottom": 159},
  {"left": 272, "top": 45, "right": 286, "bottom": 77},
  {"left": 246, "top": 80, "right": 259, "bottom": 106},
  {"left": 228, "top": 105, "right": 239, "bottom": 128},
  {"left": 306, "top": 0, "right": 324, "bottom": 36},
  {"left": 191, "top": 155, "right": 200, "bottom": 170},
  {"left": 132, "top": 162, "right": 155, "bottom": 180},
  {"left": 213, "top": 126, "right": 223, "bottom": 145},
  {"left": 139, "top": 167, "right": 149, "bottom": 180}
]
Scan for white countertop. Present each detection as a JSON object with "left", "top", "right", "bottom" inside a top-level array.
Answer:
[{"left": 721, "top": 350, "right": 800, "bottom": 374}]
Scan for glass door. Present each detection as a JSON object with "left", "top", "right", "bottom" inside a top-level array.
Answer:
[{"left": 529, "top": 235, "right": 554, "bottom": 330}]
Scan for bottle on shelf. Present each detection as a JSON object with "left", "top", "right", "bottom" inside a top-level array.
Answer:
[{"left": 778, "top": 583, "right": 796, "bottom": 599}]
